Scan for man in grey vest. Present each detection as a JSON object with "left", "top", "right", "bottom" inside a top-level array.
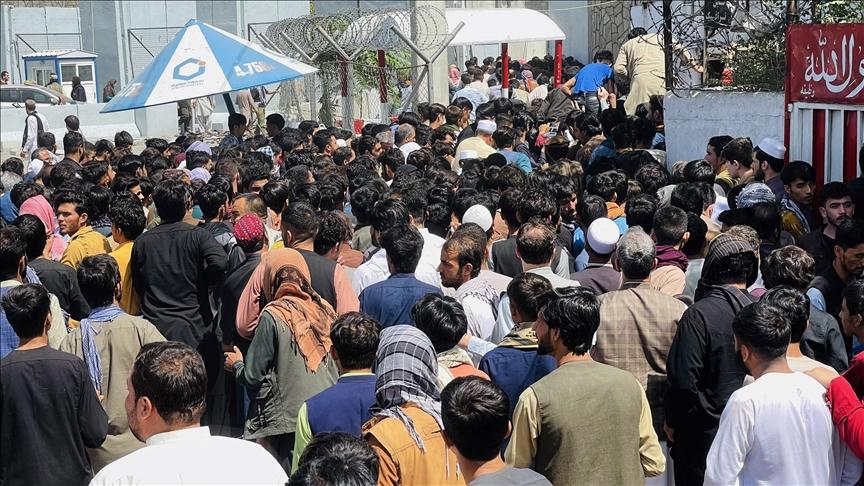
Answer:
[{"left": 505, "top": 286, "right": 665, "bottom": 485}]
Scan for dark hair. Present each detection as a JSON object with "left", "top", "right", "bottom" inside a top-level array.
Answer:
[
  {"left": 599, "top": 108, "right": 626, "bottom": 138},
  {"left": 153, "top": 179, "right": 189, "bottom": 222},
  {"left": 314, "top": 210, "right": 349, "bottom": 255},
  {"left": 63, "top": 131, "right": 84, "bottom": 154},
  {"left": 379, "top": 224, "right": 424, "bottom": 274},
  {"left": 37, "top": 131, "right": 56, "bottom": 150},
  {"left": 634, "top": 163, "right": 669, "bottom": 197},
  {"left": 369, "top": 199, "right": 410, "bottom": 232},
  {"left": 53, "top": 188, "right": 92, "bottom": 218},
  {"left": 413, "top": 294, "right": 468, "bottom": 353},
  {"left": 259, "top": 180, "right": 290, "bottom": 214},
  {"left": 518, "top": 187, "right": 557, "bottom": 222},
  {"left": 10, "top": 181, "right": 43, "bottom": 210},
  {"left": 350, "top": 185, "right": 380, "bottom": 226},
  {"left": 516, "top": 221, "right": 555, "bottom": 265},
  {"left": 442, "top": 230, "right": 484, "bottom": 279},
  {"left": 632, "top": 117, "right": 656, "bottom": 148},
  {"left": 311, "top": 130, "right": 335, "bottom": 154},
  {"left": 441, "top": 377, "right": 510, "bottom": 461},
  {"left": 819, "top": 181, "right": 852, "bottom": 206},
  {"left": 77, "top": 254, "right": 120, "bottom": 308},
  {"left": 114, "top": 130, "right": 134, "bottom": 148},
  {"left": 492, "top": 128, "right": 516, "bottom": 149},
  {"left": 577, "top": 194, "right": 607, "bottom": 229},
  {"left": 844, "top": 280, "right": 864, "bottom": 316},
  {"left": 540, "top": 286, "right": 600, "bottom": 355},
  {"left": 593, "top": 49, "right": 614, "bottom": 63},
  {"left": 780, "top": 160, "right": 815, "bottom": 185},
  {"left": 762, "top": 246, "right": 815, "bottom": 290},
  {"left": 1, "top": 283, "right": 50, "bottom": 339},
  {"left": 116, "top": 154, "right": 144, "bottom": 176},
  {"left": 330, "top": 312, "right": 381, "bottom": 370},
  {"left": 145, "top": 138, "right": 169, "bottom": 153},
  {"left": 265, "top": 113, "right": 285, "bottom": 131},
  {"left": 194, "top": 184, "right": 226, "bottom": 220},
  {"left": 708, "top": 135, "right": 733, "bottom": 155},
  {"left": 587, "top": 171, "right": 618, "bottom": 202},
  {"left": 681, "top": 212, "right": 708, "bottom": 257},
  {"left": 228, "top": 113, "right": 247, "bottom": 131},
  {"left": 291, "top": 433, "right": 379, "bottom": 486},
  {"left": 629, "top": 27, "right": 648, "bottom": 38},
  {"left": 0, "top": 226, "right": 26, "bottom": 281},
  {"left": 282, "top": 201, "right": 319, "bottom": 242},
  {"left": 185, "top": 150, "right": 211, "bottom": 171},
  {"left": 836, "top": 218, "right": 864, "bottom": 250},
  {"left": 379, "top": 148, "right": 405, "bottom": 173},
  {"left": 762, "top": 286, "right": 810, "bottom": 343},
  {"left": 12, "top": 214, "right": 47, "bottom": 261},
  {"left": 721, "top": 137, "right": 754, "bottom": 168},
  {"left": 625, "top": 193, "right": 658, "bottom": 234},
  {"left": 733, "top": 302, "right": 790, "bottom": 360},
  {"left": 683, "top": 159, "right": 715, "bottom": 185},
  {"left": 131, "top": 341, "right": 207, "bottom": 424},
  {"left": 239, "top": 159, "right": 270, "bottom": 193},
  {"left": 652, "top": 205, "right": 688, "bottom": 245},
  {"left": 507, "top": 272, "right": 554, "bottom": 322},
  {"left": 109, "top": 194, "right": 146, "bottom": 239},
  {"left": 670, "top": 183, "right": 704, "bottom": 215}
]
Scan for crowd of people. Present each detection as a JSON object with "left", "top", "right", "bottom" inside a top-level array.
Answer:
[{"left": 1, "top": 37, "right": 864, "bottom": 486}]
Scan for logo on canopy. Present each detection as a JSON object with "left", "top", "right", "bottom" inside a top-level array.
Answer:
[{"left": 173, "top": 58, "right": 207, "bottom": 81}]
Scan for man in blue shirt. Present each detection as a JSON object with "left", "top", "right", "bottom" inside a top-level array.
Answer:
[
  {"left": 572, "top": 50, "right": 615, "bottom": 115},
  {"left": 493, "top": 127, "right": 533, "bottom": 174},
  {"left": 479, "top": 272, "right": 556, "bottom": 417},
  {"left": 359, "top": 224, "right": 441, "bottom": 327}
]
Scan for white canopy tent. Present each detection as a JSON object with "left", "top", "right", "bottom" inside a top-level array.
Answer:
[
  {"left": 445, "top": 8, "right": 566, "bottom": 46},
  {"left": 444, "top": 8, "right": 566, "bottom": 89}
]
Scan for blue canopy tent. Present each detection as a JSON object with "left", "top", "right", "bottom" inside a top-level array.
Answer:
[{"left": 101, "top": 19, "right": 316, "bottom": 114}]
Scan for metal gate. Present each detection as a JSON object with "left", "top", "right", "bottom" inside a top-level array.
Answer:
[
  {"left": 788, "top": 103, "right": 864, "bottom": 187},
  {"left": 127, "top": 26, "right": 182, "bottom": 76}
]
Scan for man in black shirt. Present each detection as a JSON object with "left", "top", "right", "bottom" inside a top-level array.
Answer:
[
  {"left": 13, "top": 214, "right": 90, "bottom": 320},
  {"left": 799, "top": 182, "right": 855, "bottom": 274},
  {"left": 1, "top": 283, "right": 107, "bottom": 485},
  {"left": 665, "top": 234, "right": 758, "bottom": 485},
  {"left": 131, "top": 180, "right": 227, "bottom": 427}
]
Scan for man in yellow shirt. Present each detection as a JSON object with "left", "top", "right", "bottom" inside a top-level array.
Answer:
[
  {"left": 108, "top": 195, "right": 145, "bottom": 315},
  {"left": 56, "top": 189, "right": 112, "bottom": 269}
]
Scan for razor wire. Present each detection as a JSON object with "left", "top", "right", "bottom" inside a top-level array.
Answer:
[{"left": 265, "top": 6, "right": 449, "bottom": 127}]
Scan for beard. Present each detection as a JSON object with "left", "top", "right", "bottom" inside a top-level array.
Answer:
[{"left": 537, "top": 333, "right": 553, "bottom": 355}]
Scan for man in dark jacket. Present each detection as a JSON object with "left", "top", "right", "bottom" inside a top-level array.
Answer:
[
  {"left": 762, "top": 245, "right": 848, "bottom": 371},
  {"left": 131, "top": 180, "right": 227, "bottom": 427},
  {"left": 664, "top": 234, "right": 759, "bottom": 485}
]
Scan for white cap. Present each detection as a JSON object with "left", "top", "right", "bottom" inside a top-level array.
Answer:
[
  {"left": 756, "top": 137, "right": 786, "bottom": 160},
  {"left": 462, "top": 205, "right": 493, "bottom": 232},
  {"left": 586, "top": 218, "right": 620, "bottom": 255},
  {"left": 335, "top": 138, "right": 347, "bottom": 148},
  {"left": 476, "top": 119, "right": 497, "bottom": 134},
  {"left": 458, "top": 149, "right": 478, "bottom": 160}
]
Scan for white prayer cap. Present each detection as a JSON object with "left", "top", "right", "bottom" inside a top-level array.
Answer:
[
  {"left": 476, "top": 119, "right": 497, "bottom": 134},
  {"left": 586, "top": 218, "right": 620, "bottom": 255},
  {"left": 335, "top": 138, "right": 347, "bottom": 148},
  {"left": 462, "top": 205, "right": 493, "bottom": 232},
  {"left": 756, "top": 137, "right": 785, "bottom": 160}
]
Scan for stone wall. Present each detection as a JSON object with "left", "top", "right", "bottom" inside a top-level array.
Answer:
[{"left": 589, "top": 0, "right": 632, "bottom": 57}]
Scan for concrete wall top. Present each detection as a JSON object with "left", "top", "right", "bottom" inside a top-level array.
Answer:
[
  {"left": 0, "top": 103, "right": 178, "bottom": 156},
  {"left": 665, "top": 89, "right": 785, "bottom": 168}
]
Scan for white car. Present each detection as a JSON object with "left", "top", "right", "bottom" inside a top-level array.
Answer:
[{"left": 0, "top": 84, "right": 72, "bottom": 109}]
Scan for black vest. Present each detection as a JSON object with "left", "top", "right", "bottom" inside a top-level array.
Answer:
[{"left": 297, "top": 249, "right": 337, "bottom": 309}]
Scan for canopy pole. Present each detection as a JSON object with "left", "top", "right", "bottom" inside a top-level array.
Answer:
[
  {"left": 223, "top": 93, "right": 236, "bottom": 115},
  {"left": 377, "top": 50, "right": 389, "bottom": 124},
  {"left": 553, "top": 40, "right": 563, "bottom": 87},
  {"left": 501, "top": 42, "right": 509, "bottom": 98}
]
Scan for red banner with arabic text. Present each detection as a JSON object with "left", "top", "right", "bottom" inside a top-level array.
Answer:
[{"left": 787, "top": 24, "right": 864, "bottom": 104}]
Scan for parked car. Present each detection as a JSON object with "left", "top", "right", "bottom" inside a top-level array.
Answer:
[{"left": 1, "top": 84, "right": 73, "bottom": 109}]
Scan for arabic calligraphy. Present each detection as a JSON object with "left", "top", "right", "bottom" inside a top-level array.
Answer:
[{"left": 798, "top": 28, "right": 864, "bottom": 101}]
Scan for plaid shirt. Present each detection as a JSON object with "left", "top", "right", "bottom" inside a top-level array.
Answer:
[{"left": 593, "top": 281, "right": 687, "bottom": 438}]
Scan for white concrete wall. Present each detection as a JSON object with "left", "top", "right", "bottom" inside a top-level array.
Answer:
[
  {"left": 665, "top": 89, "right": 785, "bottom": 165},
  {"left": 1, "top": 103, "right": 178, "bottom": 155}
]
